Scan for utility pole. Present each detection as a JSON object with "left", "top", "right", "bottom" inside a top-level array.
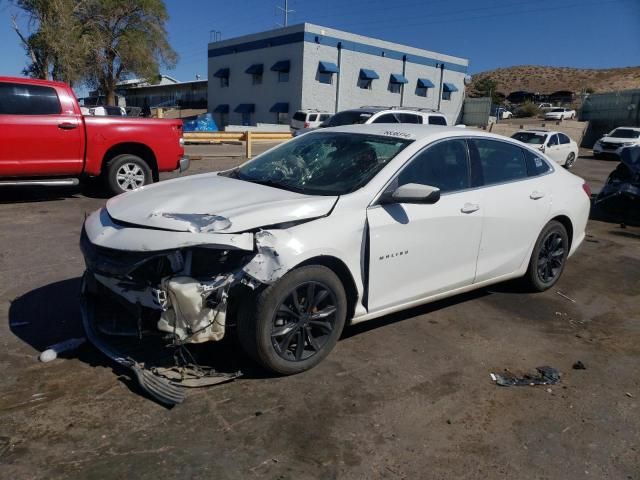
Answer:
[{"left": 277, "top": 0, "right": 294, "bottom": 26}]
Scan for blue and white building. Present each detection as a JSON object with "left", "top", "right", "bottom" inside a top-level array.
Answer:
[{"left": 208, "top": 23, "right": 469, "bottom": 127}]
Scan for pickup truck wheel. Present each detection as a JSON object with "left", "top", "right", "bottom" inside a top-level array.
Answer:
[
  {"left": 237, "top": 266, "right": 347, "bottom": 375},
  {"left": 105, "top": 154, "right": 152, "bottom": 195}
]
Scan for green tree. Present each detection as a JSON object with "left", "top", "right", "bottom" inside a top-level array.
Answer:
[
  {"left": 472, "top": 76, "right": 502, "bottom": 105},
  {"left": 11, "top": 0, "right": 177, "bottom": 104},
  {"left": 81, "top": 0, "right": 178, "bottom": 105}
]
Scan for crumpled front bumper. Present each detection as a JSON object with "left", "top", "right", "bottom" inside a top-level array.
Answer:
[{"left": 80, "top": 272, "right": 241, "bottom": 406}]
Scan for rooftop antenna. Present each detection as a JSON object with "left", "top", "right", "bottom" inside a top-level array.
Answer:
[
  {"left": 209, "top": 30, "right": 221, "bottom": 42},
  {"left": 277, "top": 0, "right": 294, "bottom": 26}
]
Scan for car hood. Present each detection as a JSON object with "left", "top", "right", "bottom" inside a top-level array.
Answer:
[{"left": 106, "top": 173, "right": 338, "bottom": 234}]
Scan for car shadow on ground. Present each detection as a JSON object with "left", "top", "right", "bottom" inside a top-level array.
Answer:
[
  {"left": 8, "top": 276, "right": 530, "bottom": 406},
  {"left": 0, "top": 186, "right": 83, "bottom": 204}
]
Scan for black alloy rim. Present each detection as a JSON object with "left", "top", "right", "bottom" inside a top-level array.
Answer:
[
  {"left": 537, "top": 231, "right": 565, "bottom": 283},
  {"left": 271, "top": 281, "right": 337, "bottom": 362}
]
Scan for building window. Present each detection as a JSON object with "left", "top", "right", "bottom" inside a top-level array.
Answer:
[
  {"left": 442, "top": 91, "right": 452, "bottom": 101},
  {"left": 358, "top": 79, "right": 373, "bottom": 90},
  {"left": 252, "top": 73, "right": 262, "bottom": 85},
  {"left": 241, "top": 112, "right": 252, "bottom": 126},
  {"left": 278, "top": 71, "right": 289, "bottom": 82},
  {"left": 277, "top": 112, "right": 289, "bottom": 124},
  {"left": 416, "top": 87, "right": 429, "bottom": 97},
  {"left": 319, "top": 72, "right": 333, "bottom": 85},
  {"left": 220, "top": 76, "right": 229, "bottom": 88},
  {"left": 219, "top": 113, "right": 227, "bottom": 127},
  {"left": 389, "top": 83, "right": 401, "bottom": 94}
]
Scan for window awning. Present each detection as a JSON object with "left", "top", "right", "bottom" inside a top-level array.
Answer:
[
  {"left": 271, "top": 60, "right": 290, "bottom": 72},
  {"left": 390, "top": 73, "right": 408, "bottom": 84},
  {"left": 213, "top": 104, "right": 229, "bottom": 113},
  {"left": 443, "top": 83, "right": 459, "bottom": 92},
  {"left": 213, "top": 68, "right": 229, "bottom": 78},
  {"left": 359, "top": 69, "right": 380, "bottom": 80},
  {"left": 318, "top": 61, "right": 339, "bottom": 74},
  {"left": 234, "top": 104, "right": 255, "bottom": 113},
  {"left": 245, "top": 64, "right": 263, "bottom": 75},
  {"left": 417, "top": 78, "right": 435, "bottom": 88},
  {"left": 270, "top": 102, "right": 289, "bottom": 113}
]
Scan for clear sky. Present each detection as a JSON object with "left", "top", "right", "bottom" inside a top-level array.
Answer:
[{"left": 1, "top": 0, "right": 639, "bottom": 84}]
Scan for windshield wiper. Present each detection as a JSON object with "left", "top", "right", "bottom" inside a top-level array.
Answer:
[{"left": 240, "top": 177, "right": 306, "bottom": 194}]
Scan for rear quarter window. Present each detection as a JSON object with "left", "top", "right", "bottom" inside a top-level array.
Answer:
[
  {"left": 523, "top": 148, "right": 552, "bottom": 176},
  {"left": 428, "top": 115, "right": 447, "bottom": 126},
  {"left": 0, "top": 82, "right": 61, "bottom": 115}
]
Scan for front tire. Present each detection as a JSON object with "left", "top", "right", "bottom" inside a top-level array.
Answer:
[
  {"left": 105, "top": 154, "right": 152, "bottom": 195},
  {"left": 523, "top": 220, "right": 569, "bottom": 292},
  {"left": 237, "top": 265, "right": 347, "bottom": 375}
]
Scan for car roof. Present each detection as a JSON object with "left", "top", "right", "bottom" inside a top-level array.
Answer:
[
  {"left": 612, "top": 126, "right": 640, "bottom": 131},
  {"left": 339, "top": 107, "right": 444, "bottom": 116},
  {"left": 517, "top": 129, "right": 563, "bottom": 135},
  {"left": 0, "top": 75, "right": 68, "bottom": 87},
  {"left": 311, "top": 123, "right": 512, "bottom": 144}
]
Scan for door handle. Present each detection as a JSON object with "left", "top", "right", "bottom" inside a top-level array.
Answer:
[
  {"left": 530, "top": 191, "right": 545, "bottom": 200},
  {"left": 461, "top": 203, "right": 480, "bottom": 214},
  {"left": 58, "top": 122, "right": 77, "bottom": 130}
]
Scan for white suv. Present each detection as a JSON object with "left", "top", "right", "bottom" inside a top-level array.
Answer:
[
  {"left": 291, "top": 110, "right": 332, "bottom": 132},
  {"left": 593, "top": 127, "right": 640, "bottom": 158}
]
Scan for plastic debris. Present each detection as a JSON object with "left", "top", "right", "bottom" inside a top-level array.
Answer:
[
  {"left": 572, "top": 361, "right": 586, "bottom": 370},
  {"left": 490, "top": 366, "right": 560, "bottom": 387},
  {"left": 39, "top": 337, "right": 86, "bottom": 363},
  {"left": 556, "top": 291, "right": 577, "bottom": 303}
]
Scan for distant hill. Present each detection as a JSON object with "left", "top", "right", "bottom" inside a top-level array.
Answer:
[{"left": 469, "top": 65, "right": 640, "bottom": 95}]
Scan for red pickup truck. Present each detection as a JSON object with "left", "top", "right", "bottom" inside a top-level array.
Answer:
[{"left": 0, "top": 76, "right": 188, "bottom": 195}]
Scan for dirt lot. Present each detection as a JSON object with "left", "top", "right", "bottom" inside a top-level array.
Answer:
[{"left": 0, "top": 150, "right": 638, "bottom": 479}]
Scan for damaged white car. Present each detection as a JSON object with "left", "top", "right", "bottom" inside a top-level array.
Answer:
[{"left": 80, "top": 124, "right": 590, "bottom": 404}]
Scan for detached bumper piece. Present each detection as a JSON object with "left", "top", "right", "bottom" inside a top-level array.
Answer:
[{"left": 80, "top": 273, "right": 241, "bottom": 406}]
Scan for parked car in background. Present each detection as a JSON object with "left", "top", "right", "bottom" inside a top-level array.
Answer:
[
  {"left": 295, "top": 107, "right": 449, "bottom": 136},
  {"left": 511, "top": 129, "right": 579, "bottom": 168},
  {"left": 80, "top": 124, "right": 590, "bottom": 404},
  {"left": 544, "top": 108, "right": 576, "bottom": 120},
  {"left": 0, "top": 76, "right": 188, "bottom": 195},
  {"left": 290, "top": 110, "right": 332, "bottom": 133},
  {"left": 538, "top": 103, "right": 554, "bottom": 110},
  {"left": 593, "top": 127, "right": 640, "bottom": 159},
  {"left": 492, "top": 106, "right": 513, "bottom": 119},
  {"left": 86, "top": 105, "right": 127, "bottom": 116}
]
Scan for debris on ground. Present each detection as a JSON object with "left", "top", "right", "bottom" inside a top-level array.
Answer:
[
  {"left": 572, "top": 361, "right": 586, "bottom": 370},
  {"left": 39, "top": 337, "right": 86, "bottom": 362},
  {"left": 626, "top": 392, "right": 634, "bottom": 398},
  {"left": 556, "top": 290, "right": 577, "bottom": 303},
  {"left": 490, "top": 366, "right": 560, "bottom": 387}
]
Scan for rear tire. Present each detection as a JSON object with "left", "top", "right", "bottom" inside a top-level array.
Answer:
[
  {"left": 237, "top": 265, "right": 347, "bottom": 375},
  {"left": 523, "top": 220, "right": 569, "bottom": 292},
  {"left": 564, "top": 152, "right": 576, "bottom": 169},
  {"left": 105, "top": 154, "right": 152, "bottom": 196}
]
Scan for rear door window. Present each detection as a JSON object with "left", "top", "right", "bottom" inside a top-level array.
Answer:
[
  {"left": 0, "top": 82, "right": 61, "bottom": 115},
  {"left": 372, "top": 113, "right": 400, "bottom": 124},
  {"left": 470, "top": 138, "right": 528, "bottom": 185},
  {"left": 428, "top": 115, "right": 447, "bottom": 126},
  {"left": 558, "top": 133, "right": 570, "bottom": 144},
  {"left": 395, "top": 113, "right": 422, "bottom": 124}
]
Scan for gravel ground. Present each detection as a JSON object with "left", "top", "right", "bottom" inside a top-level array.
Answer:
[{"left": 0, "top": 151, "right": 638, "bottom": 480}]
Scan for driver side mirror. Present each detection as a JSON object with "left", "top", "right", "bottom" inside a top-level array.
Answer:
[
  {"left": 380, "top": 183, "right": 441, "bottom": 205},
  {"left": 540, "top": 145, "right": 546, "bottom": 152}
]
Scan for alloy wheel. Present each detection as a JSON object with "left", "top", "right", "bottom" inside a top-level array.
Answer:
[
  {"left": 565, "top": 153, "right": 576, "bottom": 168},
  {"left": 116, "top": 163, "right": 146, "bottom": 191},
  {"left": 271, "top": 281, "right": 338, "bottom": 362},
  {"left": 536, "top": 231, "right": 565, "bottom": 283}
]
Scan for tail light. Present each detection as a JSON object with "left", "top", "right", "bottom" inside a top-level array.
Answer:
[
  {"left": 582, "top": 182, "right": 592, "bottom": 198},
  {"left": 304, "top": 122, "right": 310, "bottom": 128}
]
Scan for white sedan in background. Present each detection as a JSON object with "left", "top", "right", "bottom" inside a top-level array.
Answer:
[
  {"left": 544, "top": 108, "right": 576, "bottom": 120},
  {"left": 80, "top": 124, "right": 590, "bottom": 404},
  {"left": 511, "top": 129, "right": 579, "bottom": 168}
]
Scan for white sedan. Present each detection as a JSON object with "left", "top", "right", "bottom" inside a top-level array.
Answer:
[
  {"left": 511, "top": 129, "right": 579, "bottom": 168},
  {"left": 80, "top": 125, "right": 590, "bottom": 403},
  {"left": 544, "top": 108, "right": 576, "bottom": 120}
]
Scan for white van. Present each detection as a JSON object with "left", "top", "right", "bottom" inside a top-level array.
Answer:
[{"left": 291, "top": 110, "right": 332, "bottom": 132}]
